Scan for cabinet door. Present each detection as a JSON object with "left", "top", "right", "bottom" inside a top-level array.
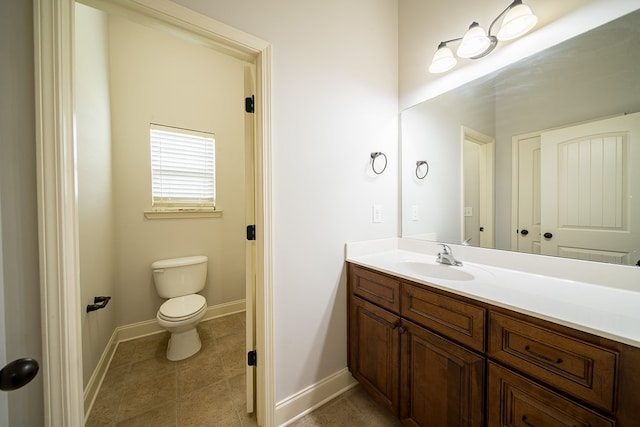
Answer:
[
  {"left": 487, "top": 362, "right": 614, "bottom": 427},
  {"left": 349, "top": 296, "right": 401, "bottom": 415},
  {"left": 400, "top": 320, "right": 485, "bottom": 427}
]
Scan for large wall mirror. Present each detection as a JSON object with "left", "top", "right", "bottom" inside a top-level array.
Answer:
[{"left": 401, "top": 8, "right": 640, "bottom": 266}]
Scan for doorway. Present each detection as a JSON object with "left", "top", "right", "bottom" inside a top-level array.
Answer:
[
  {"left": 462, "top": 126, "right": 495, "bottom": 248},
  {"left": 33, "top": 0, "right": 273, "bottom": 425},
  {"left": 76, "top": 1, "right": 257, "bottom": 419}
]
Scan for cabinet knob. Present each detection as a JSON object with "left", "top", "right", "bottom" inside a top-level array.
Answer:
[
  {"left": 543, "top": 232, "right": 553, "bottom": 239},
  {"left": 520, "top": 229, "right": 529, "bottom": 236},
  {"left": 398, "top": 326, "right": 406, "bottom": 334}
]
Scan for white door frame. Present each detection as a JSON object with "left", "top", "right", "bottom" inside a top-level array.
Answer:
[{"left": 33, "top": 1, "right": 274, "bottom": 425}]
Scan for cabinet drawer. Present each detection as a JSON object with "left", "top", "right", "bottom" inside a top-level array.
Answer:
[
  {"left": 402, "top": 283, "right": 486, "bottom": 352},
  {"left": 489, "top": 312, "right": 618, "bottom": 412},
  {"left": 488, "top": 362, "right": 614, "bottom": 427},
  {"left": 350, "top": 265, "right": 400, "bottom": 313}
]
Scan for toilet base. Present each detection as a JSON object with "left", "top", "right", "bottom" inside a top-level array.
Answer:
[{"left": 166, "top": 327, "right": 202, "bottom": 361}]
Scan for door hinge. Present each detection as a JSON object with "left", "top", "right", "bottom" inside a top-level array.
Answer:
[
  {"left": 245, "top": 95, "right": 255, "bottom": 113},
  {"left": 247, "top": 350, "right": 257, "bottom": 366},
  {"left": 246, "top": 224, "right": 256, "bottom": 241}
]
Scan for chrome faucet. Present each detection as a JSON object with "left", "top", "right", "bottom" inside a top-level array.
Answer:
[{"left": 436, "top": 244, "right": 463, "bottom": 266}]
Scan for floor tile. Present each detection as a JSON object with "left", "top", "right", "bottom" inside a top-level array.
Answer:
[
  {"left": 89, "top": 313, "right": 401, "bottom": 426},
  {"left": 115, "top": 402, "right": 177, "bottom": 427},
  {"left": 117, "top": 371, "right": 177, "bottom": 422},
  {"left": 178, "top": 379, "right": 237, "bottom": 424}
]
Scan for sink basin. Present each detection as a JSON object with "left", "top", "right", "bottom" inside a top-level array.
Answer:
[{"left": 399, "top": 261, "right": 475, "bottom": 281}]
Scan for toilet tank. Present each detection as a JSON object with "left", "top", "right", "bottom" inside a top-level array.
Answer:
[{"left": 152, "top": 256, "right": 208, "bottom": 299}]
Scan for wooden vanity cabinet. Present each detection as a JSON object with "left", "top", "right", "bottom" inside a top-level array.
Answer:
[
  {"left": 347, "top": 262, "right": 640, "bottom": 427},
  {"left": 348, "top": 264, "right": 485, "bottom": 426}
]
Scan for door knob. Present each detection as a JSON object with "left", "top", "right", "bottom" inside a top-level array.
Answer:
[
  {"left": 544, "top": 232, "right": 553, "bottom": 239},
  {"left": 520, "top": 229, "right": 529, "bottom": 236},
  {"left": 0, "top": 358, "right": 39, "bottom": 391}
]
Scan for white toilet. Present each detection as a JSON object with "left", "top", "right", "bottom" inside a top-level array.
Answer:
[{"left": 152, "top": 255, "right": 208, "bottom": 361}]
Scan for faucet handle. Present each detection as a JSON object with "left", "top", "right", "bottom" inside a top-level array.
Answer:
[{"left": 439, "top": 243, "right": 452, "bottom": 254}]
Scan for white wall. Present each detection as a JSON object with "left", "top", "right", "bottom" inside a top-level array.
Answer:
[
  {"left": 0, "top": 0, "right": 44, "bottom": 424},
  {"left": 107, "top": 15, "right": 248, "bottom": 326},
  {"left": 172, "top": 0, "right": 399, "bottom": 403},
  {"left": 75, "top": 4, "right": 118, "bottom": 388},
  {"left": 399, "top": 0, "right": 600, "bottom": 109}
]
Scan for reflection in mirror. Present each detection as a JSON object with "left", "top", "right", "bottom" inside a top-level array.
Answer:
[{"left": 401, "top": 8, "right": 640, "bottom": 266}]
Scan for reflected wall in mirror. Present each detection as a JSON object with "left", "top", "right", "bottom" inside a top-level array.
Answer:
[{"left": 401, "top": 8, "right": 640, "bottom": 266}]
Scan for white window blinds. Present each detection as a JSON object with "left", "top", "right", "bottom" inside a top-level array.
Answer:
[{"left": 150, "top": 124, "right": 216, "bottom": 209}]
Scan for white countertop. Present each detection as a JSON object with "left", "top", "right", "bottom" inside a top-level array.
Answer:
[{"left": 346, "top": 244, "right": 640, "bottom": 348}]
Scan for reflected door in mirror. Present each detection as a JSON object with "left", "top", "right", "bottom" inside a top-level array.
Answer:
[{"left": 516, "top": 112, "right": 640, "bottom": 265}]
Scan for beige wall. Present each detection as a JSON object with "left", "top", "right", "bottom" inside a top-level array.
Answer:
[
  {"left": 76, "top": 4, "right": 117, "bottom": 388},
  {"left": 107, "top": 15, "right": 247, "bottom": 326}
]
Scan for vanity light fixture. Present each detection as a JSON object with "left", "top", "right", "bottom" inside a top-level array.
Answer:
[{"left": 429, "top": 0, "right": 537, "bottom": 74}]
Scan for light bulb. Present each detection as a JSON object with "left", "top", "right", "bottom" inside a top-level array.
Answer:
[
  {"left": 497, "top": 2, "right": 538, "bottom": 41},
  {"left": 457, "top": 22, "right": 492, "bottom": 58},
  {"left": 429, "top": 43, "right": 457, "bottom": 73}
]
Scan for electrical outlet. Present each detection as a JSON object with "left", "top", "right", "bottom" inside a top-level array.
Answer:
[
  {"left": 373, "top": 204, "right": 382, "bottom": 223},
  {"left": 464, "top": 207, "right": 473, "bottom": 217}
]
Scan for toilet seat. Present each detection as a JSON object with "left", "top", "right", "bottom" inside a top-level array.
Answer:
[{"left": 158, "top": 294, "right": 206, "bottom": 322}]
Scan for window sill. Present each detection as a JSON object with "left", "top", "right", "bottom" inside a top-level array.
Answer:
[{"left": 144, "top": 210, "right": 223, "bottom": 220}]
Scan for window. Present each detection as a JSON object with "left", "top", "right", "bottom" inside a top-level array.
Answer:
[{"left": 150, "top": 124, "right": 216, "bottom": 210}]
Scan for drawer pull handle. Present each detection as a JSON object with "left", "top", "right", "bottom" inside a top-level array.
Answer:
[
  {"left": 521, "top": 415, "right": 535, "bottom": 427},
  {"left": 525, "top": 345, "right": 563, "bottom": 364}
]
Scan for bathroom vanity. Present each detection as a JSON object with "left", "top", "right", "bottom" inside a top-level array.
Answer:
[{"left": 346, "top": 240, "right": 640, "bottom": 426}]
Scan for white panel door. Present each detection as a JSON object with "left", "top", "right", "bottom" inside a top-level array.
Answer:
[
  {"left": 517, "top": 136, "right": 542, "bottom": 254},
  {"left": 541, "top": 112, "right": 640, "bottom": 265}
]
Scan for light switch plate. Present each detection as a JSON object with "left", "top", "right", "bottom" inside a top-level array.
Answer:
[
  {"left": 411, "top": 205, "right": 419, "bottom": 221},
  {"left": 464, "top": 207, "right": 473, "bottom": 217}
]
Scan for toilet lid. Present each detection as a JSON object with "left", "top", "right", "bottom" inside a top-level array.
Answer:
[{"left": 159, "top": 294, "right": 206, "bottom": 320}]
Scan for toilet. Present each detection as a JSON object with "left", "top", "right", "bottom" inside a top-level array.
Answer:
[{"left": 151, "top": 255, "right": 208, "bottom": 361}]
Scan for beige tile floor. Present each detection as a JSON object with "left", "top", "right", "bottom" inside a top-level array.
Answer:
[
  {"left": 86, "top": 311, "right": 400, "bottom": 426},
  {"left": 288, "top": 386, "right": 403, "bottom": 427}
]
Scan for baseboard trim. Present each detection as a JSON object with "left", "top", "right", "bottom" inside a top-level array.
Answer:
[
  {"left": 83, "top": 329, "right": 119, "bottom": 421},
  {"left": 275, "top": 368, "right": 357, "bottom": 427},
  {"left": 117, "top": 299, "right": 246, "bottom": 342},
  {"left": 83, "top": 299, "right": 246, "bottom": 420}
]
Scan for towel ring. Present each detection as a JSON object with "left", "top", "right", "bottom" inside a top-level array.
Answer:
[
  {"left": 371, "top": 152, "right": 387, "bottom": 175},
  {"left": 416, "top": 160, "right": 429, "bottom": 180}
]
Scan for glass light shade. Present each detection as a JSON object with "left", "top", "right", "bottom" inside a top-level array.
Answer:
[
  {"left": 429, "top": 45, "right": 457, "bottom": 73},
  {"left": 457, "top": 23, "right": 492, "bottom": 58},
  {"left": 497, "top": 3, "right": 538, "bottom": 41}
]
